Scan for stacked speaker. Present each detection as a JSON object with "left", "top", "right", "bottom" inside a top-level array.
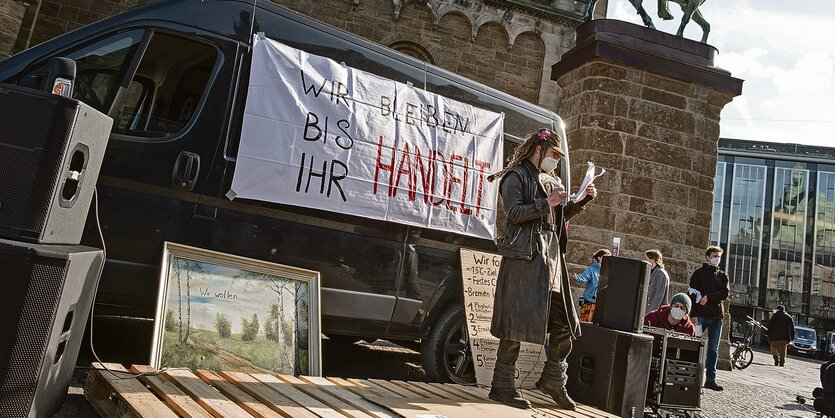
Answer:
[
  {"left": 566, "top": 256, "right": 653, "bottom": 416},
  {"left": 0, "top": 81, "right": 111, "bottom": 418}
]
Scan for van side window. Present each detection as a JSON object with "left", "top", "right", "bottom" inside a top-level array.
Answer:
[
  {"left": 112, "top": 33, "right": 217, "bottom": 140},
  {"left": 18, "top": 30, "right": 144, "bottom": 113}
]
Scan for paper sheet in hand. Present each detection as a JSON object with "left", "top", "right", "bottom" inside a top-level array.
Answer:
[{"left": 571, "top": 162, "right": 606, "bottom": 202}]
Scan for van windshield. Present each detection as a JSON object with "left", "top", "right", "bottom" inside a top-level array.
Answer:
[{"left": 797, "top": 328, "right": 816, "bottom": 340}]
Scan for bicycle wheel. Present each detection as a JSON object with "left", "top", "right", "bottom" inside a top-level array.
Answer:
[{"left": 733, "top": 347, "right": 754, "bottom": 370}]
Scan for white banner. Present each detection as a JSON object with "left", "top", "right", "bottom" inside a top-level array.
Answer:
[
  {"left": 229, "top": 36, "right": 504, "bottom": 239},
  {"left": 460, "top": 248, "right": 544, "bottom": 388}
]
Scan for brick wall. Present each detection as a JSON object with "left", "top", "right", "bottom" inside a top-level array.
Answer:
[
  {"left": 0, "top": 0, "right": 27, "bottom": 59},
  {"left": 27, "top": 0, "right": 146, "bottom": 48},
  {"left": 273, "top": 0, "right": 547, "bottom": 105},
  {"left": 557, "top": 60, "right": 735, "bottom": 288}
]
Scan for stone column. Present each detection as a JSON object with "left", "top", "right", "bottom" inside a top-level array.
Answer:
[{"left": 551, "top": 20, "right": 742, "bottom": 370}]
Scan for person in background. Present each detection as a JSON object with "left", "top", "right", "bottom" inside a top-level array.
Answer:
[
  {"left": 814, "top": 352, "right": 835, "bottom": 416},
  {"left": 488, "top": 128, "right": 597, "bottom": 410},
  {"left": 644, "top": 293, "right": 696, "bottom": 336},
  {"left": 575, "top": 249, "right": 611, "bottom": 322},
  {"left": 689, "top": 245, "right": 730, "bottom": 392},
  {"left": 644, "top": 249, "right": 670, "bottom": 314},
  {"left": 766, "top": 305, "right": 795, "bottom": 367}
]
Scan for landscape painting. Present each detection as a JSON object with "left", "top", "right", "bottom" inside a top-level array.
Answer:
[{"left": 150, "top": 242, "right": 321, "bottom": 376}]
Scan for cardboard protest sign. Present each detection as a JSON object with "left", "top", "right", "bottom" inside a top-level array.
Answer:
[
  {"left": 229, "top": 36, "right": 504, "bottom": 240},
  {"left": 459, "top": 248, "right": 544, "bottom": 388}
]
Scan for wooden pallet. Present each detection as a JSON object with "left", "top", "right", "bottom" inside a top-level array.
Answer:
[{"left": 84, "top": 363, "right": 618, "bottom": 418}]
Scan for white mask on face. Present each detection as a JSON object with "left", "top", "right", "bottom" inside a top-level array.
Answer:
[
  {"left": 670, "top": 307, "right": 686, "bottom": 320},
  {"left": 540, "top": 156, "right": 560, "bottom": 173},
  {"left": 709, "top": 256, "right": 721, "bottom": 267}
]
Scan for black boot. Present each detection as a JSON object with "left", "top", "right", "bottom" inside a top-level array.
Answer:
[
  {"left": 488, "top": 361, "right": 531, "bottom": 409},
  {"left": 535, "top": 360, "right": 576, "bottom": 410}
]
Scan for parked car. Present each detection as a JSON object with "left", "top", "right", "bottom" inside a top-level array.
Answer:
[
  {"left": 788, "top": 325, "right": 818, "bottom": 358},
  {"left": 0, "top": 0, "right": 572, "bottom": 383},
  {"left": 822, "top": 330, "right": 835, "bottom": 358}
]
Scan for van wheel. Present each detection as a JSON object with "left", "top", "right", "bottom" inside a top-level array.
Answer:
[{"left": 420, "top": 304, "right": 475, "bottom": 384}]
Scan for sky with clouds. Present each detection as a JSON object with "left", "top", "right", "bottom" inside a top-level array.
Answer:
[{"left": 609, "top": 0, "right": 835, "bottom": 147}]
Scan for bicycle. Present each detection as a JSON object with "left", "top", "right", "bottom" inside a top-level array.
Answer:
[{"left": 731, "top": 315, "right": 768, "bottom": 370}]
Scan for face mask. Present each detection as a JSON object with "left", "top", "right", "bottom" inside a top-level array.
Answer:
[
  {"left": 540, "top": 156, "right": 560, "bottom": 173},
  {"left": 670, "top": 307, "right": 686, "bottom": 320},
  {"left": 709, "top": 257, "right": 721, "bottom": 267}
]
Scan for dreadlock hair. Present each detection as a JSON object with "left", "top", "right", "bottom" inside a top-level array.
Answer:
[{"left": 487, "top": 128, "right": 562, "bottom": 182}]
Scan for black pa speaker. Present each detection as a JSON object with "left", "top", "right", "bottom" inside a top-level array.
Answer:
[
  {"left": 593, "top": 256, "right": 651, "bottom": 332},
  {"left": 0, "top": 238, "right": 103, "bottom": 418},
  {"left": 566, "top": 322, "right": 653, "bottom": 417},
  {"left": 0, "top": 84, "right": 112, "bottom": 244}
]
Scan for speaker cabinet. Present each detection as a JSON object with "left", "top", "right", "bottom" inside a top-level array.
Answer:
[
  {"left": 0, "top": 238, "right": 103, "bottom": 418},
  {"left": 593, "top": 256, "right": 651, "bottom": 332},
  {"left": 566, "top": 322, "right": 653, "bottom": 417},
  {"left": 0, "top": 84, "right": 112, "bottom": 244}
]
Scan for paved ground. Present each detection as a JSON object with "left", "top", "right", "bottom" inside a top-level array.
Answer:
[
  {"left": 695, "top": 347, "right": 820, "bottom": 418},
  {"left": 56, "top": 341, "right": 822, "bottom": 417}
]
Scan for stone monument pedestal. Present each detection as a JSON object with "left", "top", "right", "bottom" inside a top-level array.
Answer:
[{"left": 551, "top": 20, "right": 742, "bottom": 371}]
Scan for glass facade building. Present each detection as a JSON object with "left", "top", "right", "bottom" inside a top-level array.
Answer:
[{"left": 713, "top": 139, "right": 835, "bottom": 342}]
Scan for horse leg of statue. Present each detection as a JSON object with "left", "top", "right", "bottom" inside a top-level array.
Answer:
[
  {"left": 657, "top": 0, "right": 674, "bottom": 20},
  {"left": 675, "top": 0, "right": 699, "bottom": 37},
  {"left": 691, "top": 10, "right": 710, "bottom": 43},
  {"left": 584, "top": 0, "right": 598, "bottom": 21},
  {"left": 629, "top": 0, "right": 656, "bottom": 28}
]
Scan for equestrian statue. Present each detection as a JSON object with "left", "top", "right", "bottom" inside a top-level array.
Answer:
[{"left": 584, "top": 0, "right": 710, "bottom": 43}]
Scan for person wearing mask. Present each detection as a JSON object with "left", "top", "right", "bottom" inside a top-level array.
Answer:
[
  {"left": 488, "top": 128, "right": 597, "bottom": 410},
  {"left": 644, "top": 293, "right": 696, "bottom": 336},
  {"left": 766, "top": 305, "right": 795, "bottom": 367},
  {"left": 688, "top": 245, "right": 729, "bottom": 392},
  {"left": 575, "top": 249, "right": 611, "bottom": 322},
  {"left": 644, "top": 249, "right": 670, "bottom": 314}
]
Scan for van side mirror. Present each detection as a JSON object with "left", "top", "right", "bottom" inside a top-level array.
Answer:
[{"left": 31, "top": 57, "right": 76, "bottom": 97}]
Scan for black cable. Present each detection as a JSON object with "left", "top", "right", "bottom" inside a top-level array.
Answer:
[{"left": 85, "top": 187, "right": 189, "bottom": 380}]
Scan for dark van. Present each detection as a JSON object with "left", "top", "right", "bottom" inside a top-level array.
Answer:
[{"left": 0, "top": 0, "right": 570, "bottom": 383}]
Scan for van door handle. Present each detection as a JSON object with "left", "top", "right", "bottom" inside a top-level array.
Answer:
[{"left": 172, "top": 151, "right": 200, "bottom": 191}]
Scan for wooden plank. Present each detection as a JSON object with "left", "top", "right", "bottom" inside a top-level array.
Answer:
[
  {"left": 366, "top": 379, "right": 425, "bottom": 398},
  {"left": 196, "top": 371, "right": 284, "bottom": 418},
  {"left": 364, "top": 395, "right": 543, "bottom": 418},
  {"left": 249, "top": 373, "right": 345, "bottom": 418},
  {"left": 299, "top": 376, "right": 396, "bottom": 418},
  {"left": 388, "top": 381, "right": 439, "bottom": 399},
  {"left": 86, "top": 363, "right": 178, "bottom": 418},
  {"left": 220, "top": 371, "right": 317, "bottom": 418},
  {"left": 277, "top": 375, "right": 375, "bottom": 418},
  {"left": 330, "top": 377, "right": 402, "bottom": 399},
  {"left": 131, "top": 365, "right": 214, "bottom": 418},
  {"left": 164, "top": 369, "right": 252, "bottom": 417},
  {"left": 399, "top": 381, "right": 455, "bottom": 400},
  {"left": 520, "top": 390, "right": 599, "bottom": 418},
  {"left": 84, "top": 366, "right": 127, "bottom": 418},
  {"left": 431, "top": 384, "right": 482, "bottom": 401}
]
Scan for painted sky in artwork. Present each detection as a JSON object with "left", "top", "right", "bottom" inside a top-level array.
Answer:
[{"left": 165, "top": 260, "right": 308, "bottom": 333}]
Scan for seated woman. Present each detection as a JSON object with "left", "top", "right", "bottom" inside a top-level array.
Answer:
[{"left": 644, "top": 293, "right": 696, "bottom": 337}]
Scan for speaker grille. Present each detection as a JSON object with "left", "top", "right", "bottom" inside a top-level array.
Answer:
[
  {"left": 0, "top": 252, "right": 66, "bottom": 417},
  {"left": 0, "top": 87, "right": 76, "bottom": 238}
]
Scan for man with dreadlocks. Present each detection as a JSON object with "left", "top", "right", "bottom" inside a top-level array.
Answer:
[{"left": 487, "top": 128, "right": 597, "bottom": 410}]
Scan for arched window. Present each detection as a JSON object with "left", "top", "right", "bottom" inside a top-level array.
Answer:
[{"left": 388, "top": 41, "right": 434, "bottom": 64}]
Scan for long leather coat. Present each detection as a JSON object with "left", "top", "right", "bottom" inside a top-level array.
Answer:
[{"left": 490, "top": 160, "right": 590, "bottom": 344}]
